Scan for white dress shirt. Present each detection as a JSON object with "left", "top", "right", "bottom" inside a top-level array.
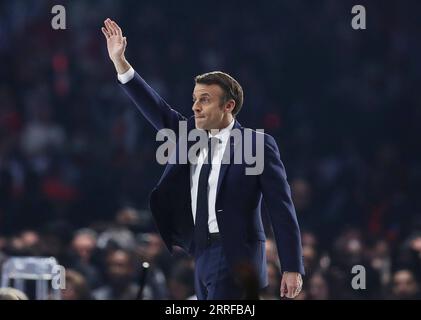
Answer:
[
  {"left": 190, "top": 119, "right": 234, "bottom": 233},
  {"left": 118, "top": 68, "right": 234, "bottom": 233},
  {"left": 118, "top": 67, "right": 135, "bottom": 84}
]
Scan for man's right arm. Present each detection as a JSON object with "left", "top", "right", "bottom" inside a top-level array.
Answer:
[{"left": 102, "top": 18, "right": 186, "bottom": 133}]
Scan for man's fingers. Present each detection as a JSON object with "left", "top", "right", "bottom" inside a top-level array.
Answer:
[
  {"left": 280, "top": 278, "right": 287, "bottom": 297},
  {"left": 112, "top": 21, "right": 122, "bottom": 37},
  {"left": 105, "top": 19, "right": 116, "bottom": 36},
  {"left": 290, "top": 282, "right": 302, "bottom": 298},
  {"left": 104, "top": 19, "right": 113, "bottom": 34},
  {"left": 109, "top": 20, "right": 117, "bottom": 36},
  {"left": 294, "top": 285, "right": 302, "bottom": 297},
  {"left": 104, "top": 19, "right": 123, "bottom": 39},
  {"left": 110, "top": 20, "right": 120, "bottom": 37},
  {"left": 101, "top": 27, "right": 110, "bottom": 39},
  {"left": 104, "top": 19, "right": 111, "bottom": 35},
  {"left": 286, "top": 285, "right": 298, "bottom": 299}
]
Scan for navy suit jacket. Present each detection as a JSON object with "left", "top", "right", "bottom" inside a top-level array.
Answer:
[{"left": 119, "top": 72, "right": 305, "bottom": 287}]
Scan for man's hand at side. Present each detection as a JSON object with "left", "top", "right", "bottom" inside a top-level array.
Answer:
[{"left": 280, "top": 271, "right": 303, "bottom": 299}]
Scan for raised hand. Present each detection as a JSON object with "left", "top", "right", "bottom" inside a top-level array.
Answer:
[
  {"left": 102, "top": 18, "right": 127, "bottom": 62},
  {"left": 102, "top": 18, "right": 131, "bottom": 74}
]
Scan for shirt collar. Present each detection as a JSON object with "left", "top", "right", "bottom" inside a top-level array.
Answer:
[{"left": 208, "top": 119, "right": 235, "bottom": 143}]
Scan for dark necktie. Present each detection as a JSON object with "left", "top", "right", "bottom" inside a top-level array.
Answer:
[{"left": 193, "top": 136, "right": 219, "bottom": 256}]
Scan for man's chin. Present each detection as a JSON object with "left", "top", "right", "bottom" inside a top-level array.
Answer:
[{"left": 195, "top": 120, "right": 207, "bottom": 130}]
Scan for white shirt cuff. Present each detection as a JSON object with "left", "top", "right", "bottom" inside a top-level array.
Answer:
[{"left": 117, "top": 67, "right": 135, "bottom": 84}]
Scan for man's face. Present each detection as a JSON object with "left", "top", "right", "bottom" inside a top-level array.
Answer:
[
  {"left": 392, "top": 270, "right": 419, "bottom": 298},
  {"left": 72, "top": 234, "right": 96, "bottom": 262},
  {"left": 192, "top": 83, "right": 230, "bottom": 130},
  {"left": 106, "top": 251, "right": 134, "bottom": 287}
]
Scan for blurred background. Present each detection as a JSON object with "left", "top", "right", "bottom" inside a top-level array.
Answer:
[{"left": 0, "top": 0, "right": 421, "bottom": 300}]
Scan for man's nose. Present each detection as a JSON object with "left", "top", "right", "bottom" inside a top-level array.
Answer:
[{"left": 192, "top": 101, "right": 201, "bottom": 113}]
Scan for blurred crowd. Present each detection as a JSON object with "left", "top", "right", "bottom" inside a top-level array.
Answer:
[
  {"left": 0, "top": 209, "right": 420, "bottom": 300},
  {"left": 1, "top": 0, "right": 421, "bottom": 299}
]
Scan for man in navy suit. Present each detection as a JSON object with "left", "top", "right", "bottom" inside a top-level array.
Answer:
[{"left": 102, "top": 18, "right": 304, "bottom": 300}]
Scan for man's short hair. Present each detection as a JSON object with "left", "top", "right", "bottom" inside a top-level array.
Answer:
[{"left": 195, "top": 71, "right": 244, "bottom": 117}]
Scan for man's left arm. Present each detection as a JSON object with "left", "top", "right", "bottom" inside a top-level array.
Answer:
[{"left": 258, "top": 134, "right": 304, "bottom": 298}]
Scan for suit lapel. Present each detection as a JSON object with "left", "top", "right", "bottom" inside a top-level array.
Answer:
[{"left": 156, "top": 117, "right": 196, "bottom": 188}]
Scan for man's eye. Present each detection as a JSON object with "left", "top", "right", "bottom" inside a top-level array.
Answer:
[{"left": 200, "top": 97, "right": 209, "bottom": 103}]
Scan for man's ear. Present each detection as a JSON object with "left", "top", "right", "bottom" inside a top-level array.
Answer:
[{"left": 225, "top": 99, "right": 236, "bottom": 113}]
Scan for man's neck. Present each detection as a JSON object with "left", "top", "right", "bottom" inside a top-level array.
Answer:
[
  {"left": 208, "top": 118, "right": 234, "bottom": 137},
  {"left": 215, "top": 116, "right": 234, "bottom": 130}
]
